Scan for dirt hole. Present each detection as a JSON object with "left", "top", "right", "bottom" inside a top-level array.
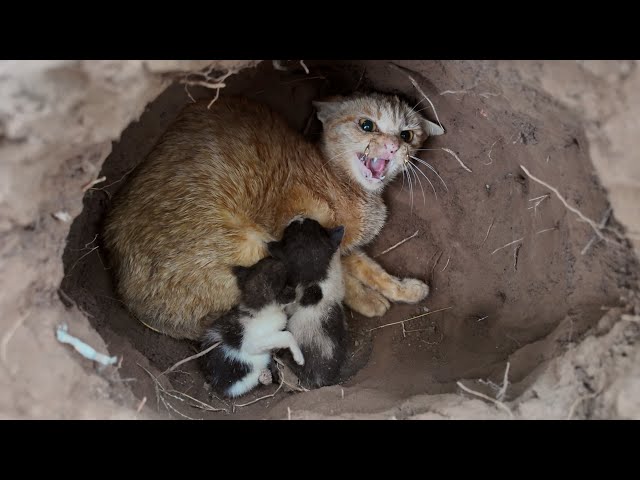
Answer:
[{"left": 60, "top": 60, "right": 638, "bottom": 419}]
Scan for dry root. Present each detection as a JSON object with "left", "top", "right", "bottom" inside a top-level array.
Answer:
[{"left": 178, "top": 63, "right": 242, "bottom": 109}]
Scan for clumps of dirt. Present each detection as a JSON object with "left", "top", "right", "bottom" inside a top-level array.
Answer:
[{"left": 56, "top": 60, "right": 639, "bottom": 419}]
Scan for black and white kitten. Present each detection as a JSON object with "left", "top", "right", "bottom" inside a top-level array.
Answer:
[
  {"left": 198, "top": 257, "right": 304, "bottom": 399},
  {"left": 268, "top": 217, "right": 348, "bottom": 389}
]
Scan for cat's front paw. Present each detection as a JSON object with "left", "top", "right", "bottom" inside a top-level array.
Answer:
[
  {"left": 258, "top": 368, "right": 273, "bottom": 385},
  {"left": 290, "top": 346, "right": 305, "bottom": 366},
  {"left": 395, "top": 278, "right": 430, "bottom": 303},
  {"left": 346, "top": 289, "right": 391, "bottom": 318}
]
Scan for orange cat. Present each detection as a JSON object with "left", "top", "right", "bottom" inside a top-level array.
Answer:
[{"left": 104, "top": 93, "right": 444, "bottom": 340}]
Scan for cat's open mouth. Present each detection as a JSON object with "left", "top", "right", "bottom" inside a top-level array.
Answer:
[{"left": 356, "top": 153, "right": 389, "bottom": 182}]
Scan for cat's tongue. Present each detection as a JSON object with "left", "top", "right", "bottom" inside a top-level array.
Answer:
[{"left": 367, "top": 157, "right": 386, "bottom": 175}]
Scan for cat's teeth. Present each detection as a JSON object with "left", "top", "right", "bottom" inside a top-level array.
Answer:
[
  {"left": 370, "top": 157, "right": 384, "bottom": 169},
  {"left": 380, "top": 175, "right": 385, "bottom": 180}
]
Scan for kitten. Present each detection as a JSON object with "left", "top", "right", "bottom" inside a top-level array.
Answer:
[
  {"left": 268, "top": 217, "right": 348, "bottom": 389},
  {"left": 198, "top": 257, "right": 303, "bottom": 399},
  {"left": 105, "top": 92, "right": 443, "bottom": 340}
]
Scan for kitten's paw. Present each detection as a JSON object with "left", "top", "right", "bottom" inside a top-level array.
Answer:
[
  {"left": 347, "top": 289, "right": 391, "bottom": 318},
  {"left": 258, "top": 368, "right": 273, "bottom": 385},
  {"left": 291, "top": 347, "right": 305, "bottom": 366},
  {"left": 396, "top": 278, "right": 430, "bottom": 303}
]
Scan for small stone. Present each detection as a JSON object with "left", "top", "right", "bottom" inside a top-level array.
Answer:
[{"left": 52, "top": 210, "right": 72, "bottom": 222}]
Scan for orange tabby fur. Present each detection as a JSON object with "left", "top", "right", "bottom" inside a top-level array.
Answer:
[{"left": 104, "top": 94, "right": 441, "bottom": 340}]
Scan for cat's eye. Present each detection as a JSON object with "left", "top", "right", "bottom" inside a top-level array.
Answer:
[
  {"left": 400, "top": 130, "right": 414, "bottom": 143},
  {"left": 359, "top": 118, "right": 375, "bottom": 132}
]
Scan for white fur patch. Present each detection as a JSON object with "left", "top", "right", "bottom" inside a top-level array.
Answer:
[
  {"left": 241, "top": 304, "right": 289, "bottom": 343},
  {"left": 286, "top": 252, "right": 344, "bottom": 359},
  {"left": 223, "top": 304, "right": 301, "bottom": 397},
  {"left": 227, "top": 366, "right": 265, "bottom": 398},
  {"left": 286, "top": 215, "right": 305, "bottom": 226}
]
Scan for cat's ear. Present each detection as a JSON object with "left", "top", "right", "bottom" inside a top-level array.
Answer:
[
  {"left": 267, "top": 241, "right": 284, "bottom": 260},
  {"left": 423, "top": 118, "right": 445, "bottom": 136},
  {"left": 328, "top": 225, "right": 345, "bottom": 249},
  {"left": 313, "top": 97, "right": 345, "bottom": 124},
  {"left": 232, "top": 265, "right": 251, "bottom": 283}
]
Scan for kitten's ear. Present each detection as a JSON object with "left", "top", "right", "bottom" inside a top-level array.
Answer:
[
  {"left": 423, "top": 118, "right": 445, "bottom": 136},
  {"left": 313, "top": 97, "right": 345, "bottom": 124},
  {"left": 267, "top": 241, "right": 284, "bottom": 260},
  {"left": 328, "top": 225, "right": 345, "bottom": 249},
  {"left": 232, "top": 265, "right": 250, "bottom": 283}
]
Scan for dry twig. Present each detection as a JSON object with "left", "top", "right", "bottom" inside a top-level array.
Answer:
[
  {"left": 456, "top": 378, "right": 514, "bottom": 419},
  {"left": 528, "top": 194, "right": 550, "bottom": 216},
  {"left": 136, "top": 397, "right": 147, "bottom": 413},
  {"left": 88, "top": 166, "right": 137, "bottom": 198},
  {"left": 374, "top": 230, "right": 419, "bottom": 258},
  {"left": 138, "top": 364, "right": 197, "bottom": 419},
  {"left": 496, "top": 362, "right": 511, "bottom": 401},
  {"left": 441, "top": 148, "right": 472, "bottom": 173},
  {"left": 179, "top": 66, "right": 238, "bottom": 109},
  {"left": 82, "top": 176, "right": 106, "bottom": 192},
  {"left": 484, "top": 139, "right": 499, "bottom": 165},
  {"left": 139, "top": 363, "right": 228, "bottom": 418},
  {"left": 441, "top": 257, "right": 451, "bottom": 272},
  {"left": 481, "top": 218, "right": 495, "bottom": 247},
  {"left": 368, "top": 306, "right": 453, "bottom": 332},
  {"left": 234, "top": 377, "right": 284, "bottom": 410},
  {"left": 166, "top": 389, "right": 228, "bottom": 413},
  {"left": 520, "top": 165, "right": 614, "bottom": 244},
  {"left": 581, "top": 208, "right": 613, "bottom": 255},
  {"left": 389, "top": 63, "right": 444, "bottom": 132},
  {"left": 430, "top": 250, "right": 444, "bottom": 278},
  {"left": 491, "top": 237, "right": 524, "bottom": 255},
  {"left": 161, "top": 342, "right": 221, "bottom": 377}
]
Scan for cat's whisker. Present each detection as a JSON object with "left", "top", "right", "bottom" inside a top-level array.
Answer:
[
  {"left": 413, "top": 105, "right": 432, "bottom": 115},
  {"left": 407, "top": 97, "right": 426, "bottom": 116},
  {"left": 406, "top": 161, "right": 418, "bottom": 198},
  {"left": 410, "top": 155, "right": 449, "bottom": 192},
  {"left": 413, "top": 148, "right": 472, "bottom": 173},
  {"left": 407, "top": 161, "right": 427, "bottom": 205},
  {"left": 322, "top": 148, "right": 351, "bottom": 168},
  {"left": 408, "top": 160, "right": 437, "bottom": 200},
  {"left": 395, "top": 165, "right": 407, "bottom": 201},
  {"left": 323, "top": 149, "right": 349, "bottom": 165},
  {"left": 405, "top": 161, "right": 415, "bottom": 214}
]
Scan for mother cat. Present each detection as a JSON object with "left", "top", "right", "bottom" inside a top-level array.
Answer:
[{"left": 104, "top": 92, "right": 444, "bottom": 340}]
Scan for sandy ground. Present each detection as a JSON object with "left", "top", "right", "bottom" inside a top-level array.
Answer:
[{"left": 57, "top": 60, "right": 638, "bottom": 419}]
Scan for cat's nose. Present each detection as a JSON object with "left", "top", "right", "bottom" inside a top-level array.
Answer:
[{"left": 385, "top": 140, "right": 399, "bottom": 154}]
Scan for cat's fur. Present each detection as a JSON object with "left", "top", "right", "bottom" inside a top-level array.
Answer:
[
  {"left": 104, "top": 93, "right": 443, "bottom": 340},
  {"left": 198, "top": 257, "right": 303, "bottom": 399},
  {"left": 269, "top": 217, "right": 348, "bottom": 389}
]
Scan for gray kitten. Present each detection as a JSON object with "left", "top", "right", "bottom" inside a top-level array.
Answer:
[{"left": 268, "top": 217, "right": 348, "bottom": 389}]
